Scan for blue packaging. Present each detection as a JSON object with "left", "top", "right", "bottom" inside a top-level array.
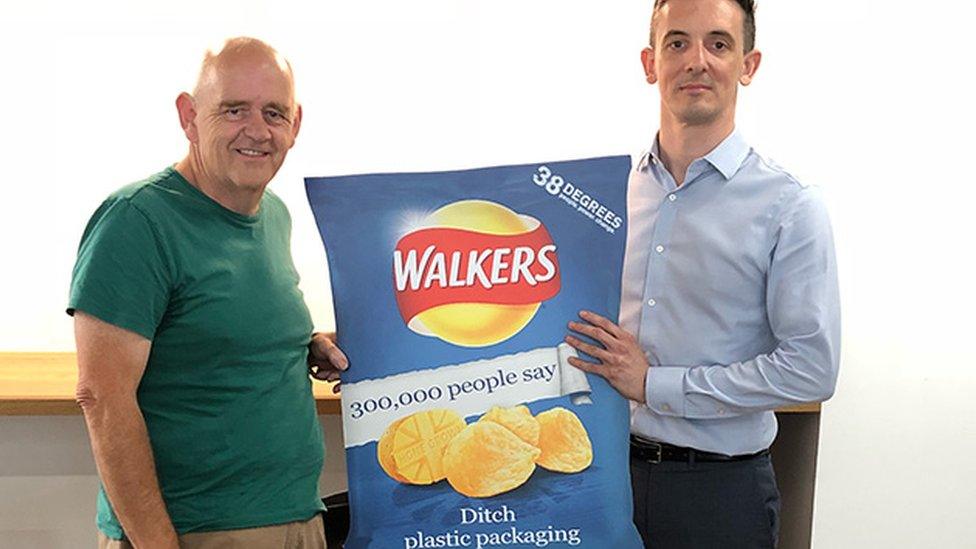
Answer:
[{"left": 306, "top": 156, "right": 641, "bottom": 549}]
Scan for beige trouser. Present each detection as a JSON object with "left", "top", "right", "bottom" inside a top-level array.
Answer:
[{"left": 97, "top": 514, "right": 326, "bottom": 549}]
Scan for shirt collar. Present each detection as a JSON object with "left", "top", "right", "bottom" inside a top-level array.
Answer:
[
  {"left": 637, "top": 128, "right": 751, "bottom": 180},
  {"left": 703, "top": 128, "right": 751, "bottom": 180},
  {"left": 636, "top": 138, "right": 663, "bottom": 173}
]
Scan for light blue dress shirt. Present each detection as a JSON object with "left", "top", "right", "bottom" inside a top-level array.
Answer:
[{"left": 621, "top": 129, "right": 840, "bottom": 455}]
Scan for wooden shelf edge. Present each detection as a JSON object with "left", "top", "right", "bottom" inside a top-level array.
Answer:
[
  {"left": 2, "top": 397, "right": 820, "bottom": 416},
  {"left": 1, "top": 398, "right": 343, "bottom": 416},
  {"left": 776, "top": 402, "right": 822, "bottom": 414},
  {"left": 0, "top": 399, "right": 82, "bottom": 416},
  {"left": 2, "top": 352, "right": 821, "bottom": 416}
]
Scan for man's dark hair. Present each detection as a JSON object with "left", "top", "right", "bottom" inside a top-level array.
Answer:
[{"left": 650, "top": 0, "right": 757, "bottom": 53}]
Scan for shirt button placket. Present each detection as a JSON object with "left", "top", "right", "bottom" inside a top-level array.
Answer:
[{"left": 639, "top": 184, "right": 676, "bottom": 348}]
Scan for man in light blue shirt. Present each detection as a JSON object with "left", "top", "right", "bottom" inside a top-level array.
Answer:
[{"left": 564, "top": 1, "right": 839, "bottom": 547}]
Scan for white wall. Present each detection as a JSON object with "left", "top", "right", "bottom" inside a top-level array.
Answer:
[{"left": 1, "top": 1, "right": 974, "bottom": 547}]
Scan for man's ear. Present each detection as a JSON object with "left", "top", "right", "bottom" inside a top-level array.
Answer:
[
  {"left": 175, "top": 92, "right": 198, "bottom": 143},
  {"left": 641, "top": 47, "right": 658, "bottom": 85},
  {"left": 739, "top": 49, "right": 762, "bottom": 86},
  {"left": 290, "top": 103, "right": 302, "bottom": 145}
]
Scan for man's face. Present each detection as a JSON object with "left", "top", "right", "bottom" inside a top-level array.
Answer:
[
  {"left": 189, "top": 51, "right": 301, "bottom": 193},
  {"left": 642, "top": 0, "right": 759, "bottom": 127}
]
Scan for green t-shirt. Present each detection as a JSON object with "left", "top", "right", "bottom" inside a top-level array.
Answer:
[{"left": 68, "top": 167, "right": 325, "bottom": 538}]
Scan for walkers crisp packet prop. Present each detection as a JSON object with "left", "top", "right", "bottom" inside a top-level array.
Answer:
[{"left": 306, "top": 157, "right": 641, "bottom": 549}]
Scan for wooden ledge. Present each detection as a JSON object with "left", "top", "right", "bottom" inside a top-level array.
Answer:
[
  {"left": 0, "top": 352, "right": 340, "bottom": 416},
  {"left": 0, "top": 352, "right": 819, "bottom": 416}
]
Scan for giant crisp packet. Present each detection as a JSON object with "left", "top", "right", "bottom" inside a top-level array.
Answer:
[{"left": 306, "top": 157, "right": 641, "bottom": 549}]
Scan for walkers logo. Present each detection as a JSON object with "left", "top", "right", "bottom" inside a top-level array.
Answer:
[{"left": 392, "top": 200, "right": 560, "bottom": 347}]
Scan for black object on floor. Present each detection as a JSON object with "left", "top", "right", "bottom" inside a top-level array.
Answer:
[{"left": 322, "top": 492, "right": 350, "bottom": 547}]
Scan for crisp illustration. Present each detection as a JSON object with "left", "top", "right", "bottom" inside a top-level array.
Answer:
[{"left": 377, "top": 405, "right": 593, "bottom": 498}]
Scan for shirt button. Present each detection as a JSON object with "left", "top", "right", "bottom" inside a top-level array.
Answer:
[
  {"left": 647, "top": 299, "right": 656, "bottom": 307},
  {"left": 717, "top": 409, "right": 726, "bottom": 416},
  {"left": 655, "top": 245, "right": 665, "bottom": 253},
  {"left": 662, "top": 404, "right": 671, "bottom": 412},
  {"left": 668, "top": 194, "right": 677, "bottom": 202}
]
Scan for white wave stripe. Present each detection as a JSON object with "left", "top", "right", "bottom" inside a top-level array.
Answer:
[{"left": 341, "top": 343, "right": 592, "bottom": 448}]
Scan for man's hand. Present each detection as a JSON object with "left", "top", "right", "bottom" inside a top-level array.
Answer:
[
  {"left": 308, "top": 332, "right": 349, "bottom": 394},
  {"left": 564, "top": 310, "right": 649, "bottom": 403}
]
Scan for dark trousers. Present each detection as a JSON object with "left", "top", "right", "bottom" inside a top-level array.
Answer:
[{"left": 631, "top": 452, "right": 781, "bottom": 548}]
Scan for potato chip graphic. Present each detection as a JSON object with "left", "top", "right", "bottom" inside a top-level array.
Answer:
[
  {"left": 392, "top": 409, "right": 467, "bottom": 485},
  {"left": 377, "top": 417, "right": 409, "bottom": 483},
  {"left": 535, "top": 407, "right": 593, "bottom": 473},
  {"left": 478, "top": 405, "right": 540, "bottom": 447},
  {"left": 443, "top": 422, "right": 541, "bottom": 498}
]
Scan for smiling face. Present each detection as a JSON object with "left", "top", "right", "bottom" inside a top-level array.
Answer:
[
  {"left": 642, "top": 0, "right": 760, "bottom": 128},
  {"left": 179, "top": 43, "right": 301, "bottom": 200}
]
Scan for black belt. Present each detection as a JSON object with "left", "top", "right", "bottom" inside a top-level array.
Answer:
[{"left": 630, "top": 435, "right": 768, "bottom": 464}]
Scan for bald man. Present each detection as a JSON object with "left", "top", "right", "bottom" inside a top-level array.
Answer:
[{"left": 68, "top": 38, "right": 346, "bottom": 548}]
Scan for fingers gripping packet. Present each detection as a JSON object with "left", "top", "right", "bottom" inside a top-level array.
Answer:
[{"left": 306, "top": 157, "right": 641, "bottom": 548}]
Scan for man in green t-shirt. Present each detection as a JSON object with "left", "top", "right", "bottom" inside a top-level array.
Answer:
[{"left": 68, "top": 37, "right": 347, "bottom": 548}]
